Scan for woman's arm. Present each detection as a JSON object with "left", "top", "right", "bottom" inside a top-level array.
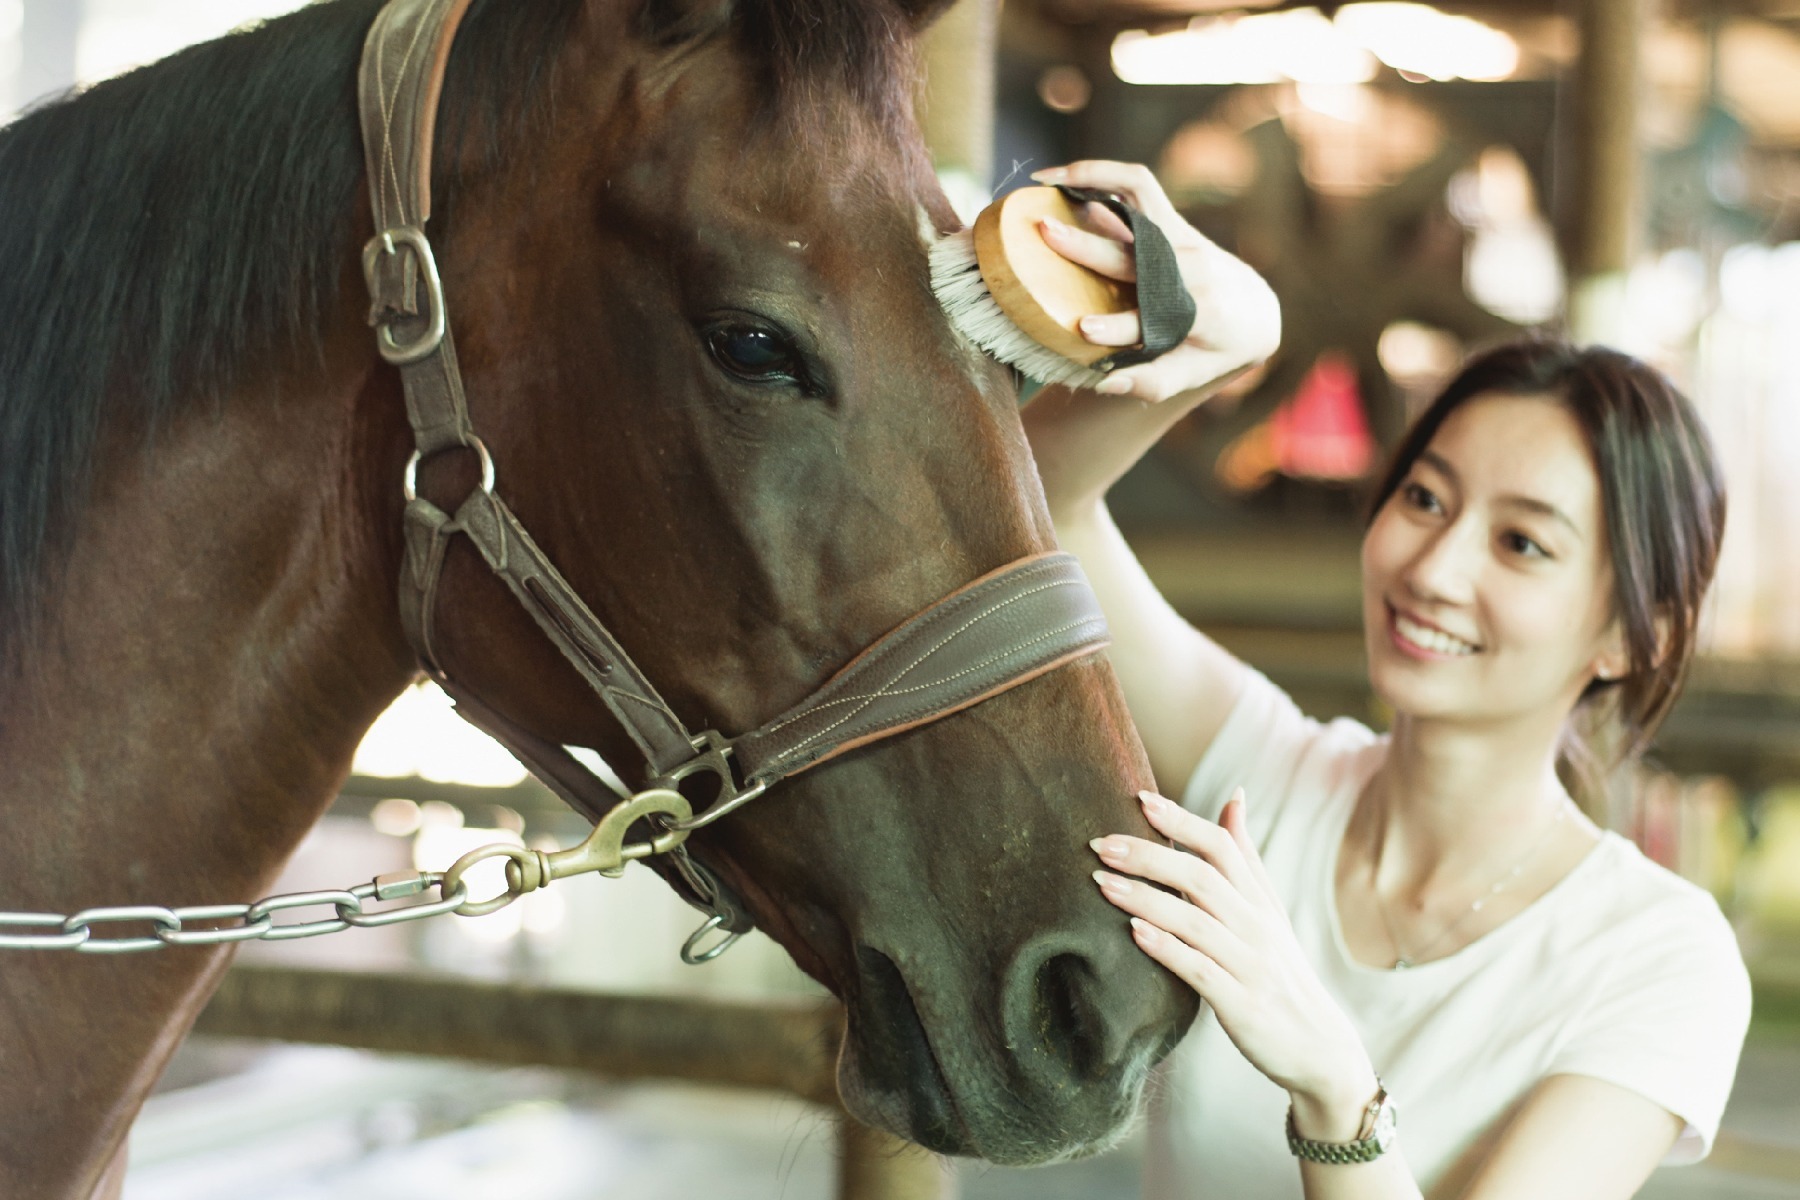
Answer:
[
  {"left": 1454, "top": 1075, "right": 1682, "bottom": 1200},
  {"left": 1093, "top": 794, "right": 1686, "bottom": 1200},
  {"left": 1020, "top": 161, "right": 1280, "bottom": 791}
]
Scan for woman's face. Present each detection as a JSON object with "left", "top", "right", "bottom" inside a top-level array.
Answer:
[{"left": 1361, "top": 391, "right": 1626, "bottom": 728}]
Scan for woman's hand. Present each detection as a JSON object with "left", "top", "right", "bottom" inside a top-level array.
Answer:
[
  {"left": 1092, "top": 788, "right": 1380, "bottom": 1139},
  {"left": 1032, "top": 160, "right": 1280, "bottom": 404}
]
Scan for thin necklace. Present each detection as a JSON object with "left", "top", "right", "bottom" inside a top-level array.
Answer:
[{"left": 1371, "top": 795, "right": 1570, "bottom": 971}]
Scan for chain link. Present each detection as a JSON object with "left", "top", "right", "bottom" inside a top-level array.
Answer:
[{"left": 0, "top": 872, "right": 468, "bottom": 954}]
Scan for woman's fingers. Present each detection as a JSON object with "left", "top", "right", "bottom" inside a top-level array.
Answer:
[
  {"left": 1090, "top": 834, "right": 1258, "bottom": 929},
  {"left": 1079, "top": 311, "right": 1143, "bottom": 348},
  {"left": 1033, "top": 160, "right": 1185, "bottom": 231},
  {"left": 1039, "top": 216, "right": 1135, "bottom": 282},
  {"left": 1220, "top": 792, "right": 1285, "bottom": 912},
  {"left": 1074, "top": 199, "right": 1134, "bottom": 245},
  {"left": 1128, "top": 916, "right": 1251, "bottom": 1010},
  {"left": 1136, "top": 790, "right": 1264, "bottom": 900},
  {"left": 1095, "top": 347, "right": 1260, "bottom": 403},
  {"left": 1094, "top": 869, "right": 1251, "bottom": 977}
]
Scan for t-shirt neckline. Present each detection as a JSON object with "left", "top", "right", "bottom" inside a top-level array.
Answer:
[{"left": 1323, "top": 746, "right": 1620, "bottom": 978}]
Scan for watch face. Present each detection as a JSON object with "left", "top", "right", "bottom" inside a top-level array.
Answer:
[{"left": 1372, "top": 1100, "right": 1399, "bottom": 1151}]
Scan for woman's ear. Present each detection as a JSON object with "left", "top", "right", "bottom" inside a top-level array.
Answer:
[
  {"left": 1592, "top": 621, "right": 1630, "bottom": 684},
  {"left": 1592, "top": 610, "right": 1672, "bottom": 683}
]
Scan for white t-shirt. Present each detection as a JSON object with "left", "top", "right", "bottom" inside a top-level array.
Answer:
[{"left": 1143, "top": 670, "right": 1752, "bottom": 1200}]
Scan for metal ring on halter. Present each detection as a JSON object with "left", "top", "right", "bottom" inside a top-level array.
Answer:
[
  {"left": 362, "top": 227, "right": 449, "bottom": 365},
  {"left": 403, "top": 435, "right": 496, "bottom": 503},
  {"left": 681, "top": 913, "right": 743, "bottom": 965},
  {"left": 664, "top": 780, "right": 769, "bottom": 833}
]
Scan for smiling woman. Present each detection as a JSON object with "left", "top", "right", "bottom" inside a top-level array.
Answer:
[{"left": 1021, "top": 200, "right": 1750, "bottom": 1200}]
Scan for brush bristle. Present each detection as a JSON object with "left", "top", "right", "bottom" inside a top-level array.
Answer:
[{"left": 929, "top": 229, "right": 1111, "bottom": 390}]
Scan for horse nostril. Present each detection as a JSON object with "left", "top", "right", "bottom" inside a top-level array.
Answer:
[{"left": 1015, "top": 950, "right": 1109, "bottom": 1082}]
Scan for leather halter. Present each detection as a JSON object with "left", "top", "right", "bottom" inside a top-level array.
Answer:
[{"left": 357, "top": 0, "right": 1112, "bottom": 952}]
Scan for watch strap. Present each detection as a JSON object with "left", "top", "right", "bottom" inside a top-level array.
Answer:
[{"left": 1286, "top": 1082, "right": 1396, "bottom": 1164}]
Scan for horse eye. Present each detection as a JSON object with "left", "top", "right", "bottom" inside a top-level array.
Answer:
[{"left": 706, "top": 325, "right": 800, "bottom": 384}]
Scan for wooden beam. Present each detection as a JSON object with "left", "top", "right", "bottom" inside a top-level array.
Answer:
[
  {"left": 921, "top": 0, "right": 1003, "bottom": 190},
  {"left": 195, "top": 966, "right": 954, "bottom": 1200}
]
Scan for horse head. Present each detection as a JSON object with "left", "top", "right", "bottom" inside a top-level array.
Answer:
[
  {"left": 406, "top": 0, "right": 1197, "bottom": 1161},
  {"left": 0, "top": 0, "right": 1196, "bottom": 1186}
]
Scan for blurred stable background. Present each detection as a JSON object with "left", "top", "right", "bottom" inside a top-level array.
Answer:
[{"left": 5, "top": 0, "right": 1798, "bottom": 1196}]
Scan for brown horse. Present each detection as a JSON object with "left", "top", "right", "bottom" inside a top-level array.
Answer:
[{"left": 0, "top": 1, "right": 1196, "bottom": 1195}]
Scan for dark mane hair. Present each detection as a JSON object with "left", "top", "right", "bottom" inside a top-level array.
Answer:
[
  {"left": 0, "top": 0, "right": 924, "bottom": 630},
  {"left": 0, "top": 0, "right": 589, "bottom": 626},
  {"left": 1367, "top": 339, "right": 1728, "bottom": 794}
]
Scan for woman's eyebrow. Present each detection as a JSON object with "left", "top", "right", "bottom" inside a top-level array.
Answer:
[
  {"left": 1421, "top": 449, "right": 1582, "bottom": 539},
  {"left": 1497, "top": 494, "right": 1584, "bottom": 540}
]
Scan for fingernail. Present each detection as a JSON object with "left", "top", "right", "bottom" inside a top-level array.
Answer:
[
  {"left": 1089, "top": 836, "right": 1127, "bottom": 863},
  {"left": 1040, "top": 216, "right": 1071, "bottom": 237},
  {"left": 1080, "top": 315, "right": 1107, "bottom": 333},
  {"left": 1138, "top": 790, "right": 1170, "bottom": 817},
  {"left": 1130, "top": 917, "right": 1160, "bottom": 946},
  {"left": 1032, "top": 167, "right": 1067, "bottom": 182},
  {"left": 1093, "top": 870, "right": 1130, "bottom": 898},
  {"left": 1097, "top": 376, "right": 1133, "bottom": 395}
]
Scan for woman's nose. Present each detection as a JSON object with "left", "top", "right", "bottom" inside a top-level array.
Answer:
[{"left": 1401, "top": 521, "right": 1480, "bottom": 605}]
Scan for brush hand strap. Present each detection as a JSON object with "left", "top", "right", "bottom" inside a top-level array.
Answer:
[{"left": 1056, "top": 186, "right": 1197, "bottom": 371}]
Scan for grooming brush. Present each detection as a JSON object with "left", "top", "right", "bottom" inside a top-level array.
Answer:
[{"left": 930, "top": 184, "right": 1197, "bottom": 390}]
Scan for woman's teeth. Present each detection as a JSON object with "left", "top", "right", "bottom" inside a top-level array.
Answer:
[{"left": 1395, "top": 613, "right": 1477, "bottom": 656}]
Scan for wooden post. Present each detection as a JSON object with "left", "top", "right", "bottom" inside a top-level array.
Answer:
[
  {"left": 919, "top": 0, "right": 1001, "bottom": 218},
  {"left": 838, "top": 1118, "right": 960, "bottom": 1200},
  {"left": 1566, "top": 0, "right": 1650, "bottom": 339}
]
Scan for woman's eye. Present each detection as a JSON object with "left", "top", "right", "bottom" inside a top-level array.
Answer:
[
  {"left": 1503, "top": 531, "right": 1551, "bottom": 560},
  {"left": 1401, "top": 481, "right": 1442, "bottom": 514},
  {"left": 706, "top": 325, "right": 801, "bottom": 384}
]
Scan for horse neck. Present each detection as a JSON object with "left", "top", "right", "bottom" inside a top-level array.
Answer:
[
  {"left": 0, "top": 344, "right": 415, "bottom": 905},
  {"left": 0, "top": 340, "right": 416, "bottom": 1198}
]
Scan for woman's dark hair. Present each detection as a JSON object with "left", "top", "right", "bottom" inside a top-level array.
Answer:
[{"left": 1367, "top": 339, "right": 1727, "bottom": 778}]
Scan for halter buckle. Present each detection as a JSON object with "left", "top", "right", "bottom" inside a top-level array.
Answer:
[
  {"left": 363, "top": 226, "right": 448, "bottom": 365},
  {"left": 655, "top": 732, "right": 768, "bottom": 833}
]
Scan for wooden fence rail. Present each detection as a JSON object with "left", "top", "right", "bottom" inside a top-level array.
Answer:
[{"left": 195, "top": 965, "right": 954, "bottom": 1200}]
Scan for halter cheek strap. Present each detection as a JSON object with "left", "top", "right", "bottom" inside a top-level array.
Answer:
[{"left": 358, "top": 0, "right": 1115, "bottom": 958}]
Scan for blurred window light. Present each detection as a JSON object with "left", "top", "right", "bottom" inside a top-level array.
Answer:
[
  {"left": 1113, "top": 5, "right": 1517, "bottom": 87},
  {"left": 1113, "top": 12, "right": 1375, "bottom": 87},
  {"left": 1159, "top": 120, "right": 1259, "bottom": 199},
  {"left": 77, "top": 0, "right": 312, "bottom": 85},
  {"left": 353, "top": 682, "right": 530, "bottom": 788},
  {"left": 1333, "top": 3, "right": 1519, "bottom": 82},
  {"left": 369, "top": 797, "right": 424, "bottom": 838},
  {"left": 1625, "top": 248, "right": 1709, "bottom": 346},
  {"left": 1037, "top": 64, "right": 1091, "bottom": 114},
  {"left": 1378, "top": 321, "right": 1462, "bottom": 388},
  {"left": 1455, "top": 147, "right": 1563, "bottom": 325}
]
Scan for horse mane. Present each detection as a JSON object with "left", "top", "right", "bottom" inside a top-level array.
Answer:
[{"left": 0, "top": 0, "right": 920, "bottom": 629}]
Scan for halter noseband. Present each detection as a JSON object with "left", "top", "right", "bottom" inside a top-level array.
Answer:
[{"left": 358, "top": 0, "right": 1113, "bottom": 960}]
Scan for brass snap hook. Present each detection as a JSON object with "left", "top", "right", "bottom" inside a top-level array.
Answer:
[{"left": 441, "top": 788, "right": 694, "bottom": 917}]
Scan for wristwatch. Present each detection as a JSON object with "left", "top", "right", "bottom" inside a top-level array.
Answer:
[{"left": 1286, "top": 1080, "right": 1398, "bottom": 1164}]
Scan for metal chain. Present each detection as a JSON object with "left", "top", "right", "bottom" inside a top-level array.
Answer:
[
  {"left": 0, "top": 872, "right": 468, "bottom": 955},
  {"left": 0, "top": 789, "right": 745, "bottom": 958}
]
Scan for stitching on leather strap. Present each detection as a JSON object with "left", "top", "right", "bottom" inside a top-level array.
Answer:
[
  {"left": 772, "top": 616, "right": 1105, "bottom": 763},
  {"left": 757, "top": 579, "right": 1092, "bottom": 741}
]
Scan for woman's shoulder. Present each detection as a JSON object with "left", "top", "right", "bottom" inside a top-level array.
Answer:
[
  {"left": 1179, "top": 667, "right": 1384, "bottom": 830},
  {"left": 1543, "top": 833, "right": 1752, "bottom": 1163},
  {"left": 1566, "top": 834, "right": 1745, "bottom": 964}
]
